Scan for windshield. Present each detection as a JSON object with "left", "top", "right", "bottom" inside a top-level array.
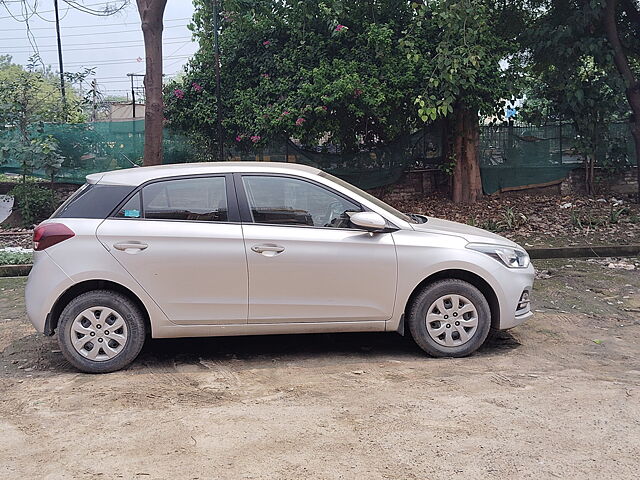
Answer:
[{"left": 318, "top": 171, "right": 416, "bottom": 224}]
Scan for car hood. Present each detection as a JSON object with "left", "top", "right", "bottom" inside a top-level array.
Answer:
[{"left": 410, "top": 216, "right": 520, "bottom": 248}]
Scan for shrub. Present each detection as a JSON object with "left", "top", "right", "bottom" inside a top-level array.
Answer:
[{"left": 9, "top": 183, "right": 55, "bottom": 227}]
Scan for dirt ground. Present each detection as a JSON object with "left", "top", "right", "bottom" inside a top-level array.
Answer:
[{"left": 1, "top": 258, "right": 639, "bottom": 480}]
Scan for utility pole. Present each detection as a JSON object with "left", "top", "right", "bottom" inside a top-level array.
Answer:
[
  {"left": 91, "top": 79, "right": 97, "bottom": 122},
  {"left": 127, "top": 73, "right": 146, "bottom": 119},
  {"left": 213, "top": 0, "right": 223, "bottom": 161},
  {"left": 53, "top": 0, "right": 67, "bottom": 118},
  {"left": 128, "top": 73, "right": 137, "bottom": 118}
]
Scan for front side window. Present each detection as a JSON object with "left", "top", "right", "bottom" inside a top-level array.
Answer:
[
  {"left": 141, "top": 177, "right": 228, "bottom": 222},
  {"left": 242, "top": 175, "right": 361, "bottom": 228}
]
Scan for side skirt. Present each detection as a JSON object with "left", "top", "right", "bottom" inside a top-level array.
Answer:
[{"left": 151, "top": 320, "right": 387, "bottom": 339}]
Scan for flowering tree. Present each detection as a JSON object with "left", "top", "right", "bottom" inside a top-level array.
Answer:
[{"left": 165, "top": 0, "right": 424, "bottom": 156}]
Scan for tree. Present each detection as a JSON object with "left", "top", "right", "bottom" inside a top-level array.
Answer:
[
  {"left": 166, "top": 0, "right": 424, "bottom": 157},
  {"left": 604, "top": 0, "right": 640, "bottom": 201},
  {"left": 136, "top": 0, "right": 168, "bottom": 166},
  {"left": 523, "top": 1, "right": 629, "bottom": 194},
  {"left": 524, "top": 0, "right": 639, "bottom": 199},
  {"left": 0, "top": 56, "right": 72, "bottom": 182},
  {"left": 403, "top": 0, "right": 530, "bottom": 203},
  {"left": 0, "top": 55, "right": 86, "bottom": 124}
]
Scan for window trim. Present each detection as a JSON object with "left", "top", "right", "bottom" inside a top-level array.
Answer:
[
  {"left": 233, "top": 172, "right": 368, "bottom": 230},
  {"left": 108, "top": 173, "right": 240, "bottom": 224}
]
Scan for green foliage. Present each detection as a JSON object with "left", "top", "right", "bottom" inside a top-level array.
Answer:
[
  {"left": 521, "top": 1, "right": 636, "bottom": 169},
  {"left": 404, "top": 0, "right": 530, "bottom": 122},
  {"left": 609, "top": 205, "right": 630, "bottom": 224},
  {"left": 0, "top": 251, "right": 32, "bottom": 266},
  {"left": 0, "top": 55, "right": 87, "bottom": 125},
  {"left": 499, "top": 206, "right": 527, "bottom": 230},
  {"left": 165, "top": 1, "right": 424, "bottom": 154},
  {"left": 0, "top": 129, "right": 65, "bottom": 180},
  {"left": 9, "top": 183, "right": 55, "bottom": 227}
]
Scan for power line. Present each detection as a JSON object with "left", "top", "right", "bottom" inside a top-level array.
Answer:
[
  {"left": 7, "top": 36, "right": 194, "bottom": 53},
  {"left": 62, "top": 54, "right": 191, "bottom": 67},
  {"left": 61, "top": 0, "right": 128, "bottom": 17},
  {"left": 0, "top": 0, "right": 129, "bottom": 19},
  {"left": 1, "top": 15, "right": 190, "bottom": 30},
  {"left": 3, "top": 23, "right": 188, "bottom": 39}
]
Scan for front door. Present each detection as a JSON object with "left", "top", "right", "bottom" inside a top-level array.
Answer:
[
  {"left": 96, "top": 175, "right": 248, "bottom": 325},
  {"left": 238, "top": 174, "right": 397, "bottom": 324}
]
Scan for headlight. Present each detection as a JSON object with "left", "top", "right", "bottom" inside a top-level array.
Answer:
[{"left": 466, "top": 243, "right": 530, "bottom": 268}]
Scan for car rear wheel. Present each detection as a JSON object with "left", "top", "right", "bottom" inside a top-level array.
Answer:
[
  {"left": 57, "top": 290, "right": 146, "bottom": 373},
  {"left": 408, "top": 279, "right": 491, "bottom": 357}
]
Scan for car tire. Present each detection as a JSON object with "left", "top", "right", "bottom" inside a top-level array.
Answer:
[
  {"left": 408, "top": 279, "right": 491, "bottom": 357},
  {"left": 57, "top": 290, "right": 146, "bottom": 373}
]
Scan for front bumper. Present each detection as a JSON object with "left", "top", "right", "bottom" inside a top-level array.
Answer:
[{"left": 495, "top": 263, "right": 535, "bottom": 330}]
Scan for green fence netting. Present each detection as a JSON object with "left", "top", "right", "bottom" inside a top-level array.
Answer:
[
  {"left": 0, "top": 120, "right": 196, "bottom": 184},
  {"left": 0, "top": 119, "right": 636, "bottom": 192},
  {"left": 0, "top": 119, "right": 444, "bottom": 190},
  {"left": 479, "top": 123, "right": 636, "bottom": 194}
]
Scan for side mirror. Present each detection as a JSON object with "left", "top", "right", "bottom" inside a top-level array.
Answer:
[{"left": 349, "top": 211, "right": 394, "bottom": 232}]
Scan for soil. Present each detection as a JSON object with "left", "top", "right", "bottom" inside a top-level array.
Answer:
[
  {"left": 1, "top": 258, "right": 639, "bottom": 479},
  {"left": 384, "top": 193, "right": 640, "bottom": 248}
]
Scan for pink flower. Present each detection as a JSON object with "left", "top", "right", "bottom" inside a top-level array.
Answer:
[
  {"left": 261, "top": 73, "right": 270, "bottom": 79},
  {"left": 354, "top": 88, "right": 363, "bottom": 97},
  {"left": 192, "top": 82, "right": 202, "bottom": 92},
  {"left": 295, "top": 117, "right": 306, "bottom": 126},
  {"left": 250, "top": 135, "right": 261, "bottom": 143},
  {"left": 321, "top": 105, "right": 328, "bottom": 111},
  {"left": 173, "top": 89, "right": 185, "bottom": 99},
  {"left": 281, "top": 110, "right": 290, "bottom": 116},
  {"left": 262, "top": 40, "right": 271, "bottom": 46},
  {"left": 235, "top": 135, "right": 243, "bottom": 142},
  {"left": 335, "top": 24, "right": 348, "bottom": 32}
]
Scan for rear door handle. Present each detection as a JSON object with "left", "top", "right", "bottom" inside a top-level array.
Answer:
[
  {"left": 251, "top": 244, "right": 285, "bottom": 255},
  {"left": 113, "top": 242, "right": 148, "bottom": 252}
]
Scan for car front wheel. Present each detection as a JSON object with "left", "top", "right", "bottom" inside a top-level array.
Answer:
[
  {"left": 408, "top": 279, "right": 491, "bottom": 357},
  {"left": 57, "top": 290, "right": 146, "bottom": 373}
]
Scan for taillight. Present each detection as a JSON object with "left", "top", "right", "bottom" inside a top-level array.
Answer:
[{"left": 33, "top": 223, "right": 75, "bottom": 251}]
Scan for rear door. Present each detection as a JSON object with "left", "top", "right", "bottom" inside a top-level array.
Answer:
[{"left": 96, "top": 174, "right": 248, "bottom": 325}]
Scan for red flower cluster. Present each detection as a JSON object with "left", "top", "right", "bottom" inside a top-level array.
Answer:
[
  {"left": 192, "top": 82, "right": 203, "bottom": 92},
  {"left": 174, "top": 89, "right": 185, "bottom": 99},
  {"left": 335, "top": 24, "right": 348, "bottom": 32}
]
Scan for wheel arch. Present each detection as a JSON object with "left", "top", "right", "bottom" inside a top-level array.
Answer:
[
  {"left": 404, "top": 269, "right": 500, "bottom": 330},
  {"left": 47, "top": 280, "right": 152, "bottom": 336}
]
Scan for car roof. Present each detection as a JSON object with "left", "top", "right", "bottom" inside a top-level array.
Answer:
[{"left": 86, "top": 161, "right": 322, "bottom": 186}]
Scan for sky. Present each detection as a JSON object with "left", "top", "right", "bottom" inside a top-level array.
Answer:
[{"left": 1, "top": 0, "right": 198, "bottom": 100}]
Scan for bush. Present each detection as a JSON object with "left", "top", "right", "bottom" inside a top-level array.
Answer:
[
  {"left": 9, "top": 183, "right": 55, "bottom": 227},
  {"left": 0, "top": 251, "right": 32, "bottom": 265}
]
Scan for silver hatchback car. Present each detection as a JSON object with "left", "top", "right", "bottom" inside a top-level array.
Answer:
[{"left": 26, "top": 162, "right": 534, "bottom": 373}]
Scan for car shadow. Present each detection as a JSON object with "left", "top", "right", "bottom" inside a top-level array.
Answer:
[{"left": 1, "top": 329, "right": 522, "bottom": 377}]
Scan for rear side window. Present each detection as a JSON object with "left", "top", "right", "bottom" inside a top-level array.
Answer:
[
  {"left": 141, "top": 177, "right": 228, "bottom": 222},
  {"left": 53, "top": 183, "right": 136, "bottom": 219},
  {"left": 114, "top": 193, "right": 142, "bottom": 218}
]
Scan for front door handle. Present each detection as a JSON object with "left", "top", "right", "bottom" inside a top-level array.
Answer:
[
  {"left": 113, "top": 242, "right": 148, "bottom": 252},
  {"left": 251, "top": 244, "right": 285, "bottom": 256}
]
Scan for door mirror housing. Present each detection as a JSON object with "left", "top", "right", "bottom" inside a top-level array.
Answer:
[{"left": 349, "top": 212, "right": 396, "bottom": 232}]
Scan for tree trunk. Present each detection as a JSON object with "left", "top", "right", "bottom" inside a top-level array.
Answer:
[
  {"left": 604, "top": 0, "right": 640, "bottom": 202},
  {"left": 136, "top": 0, "right": 167, "bottom": 167},
  {"left": 451, "top": 102, "right": 482, "bottom": 203}
]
